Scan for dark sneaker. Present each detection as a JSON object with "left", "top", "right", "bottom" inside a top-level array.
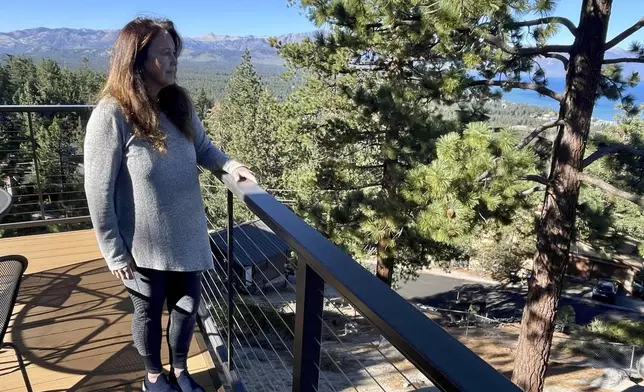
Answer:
[
  {"left": 142, "top": 373, "right": 181, "bottom": 392},
  {"left": 170, "top": 370, "right": 205, "bottom": 392}
]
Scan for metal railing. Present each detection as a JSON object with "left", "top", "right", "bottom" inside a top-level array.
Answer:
[
  {"left": 199, "top": 171, "right": 521, "bottom": 392},
  {"left": 0, "top": 105, "right": 95, "bottom": 232}
]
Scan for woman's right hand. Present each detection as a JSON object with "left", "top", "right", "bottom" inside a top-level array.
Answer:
[{"left": 112, "top": 264, "right": 134, "bottom": 280}]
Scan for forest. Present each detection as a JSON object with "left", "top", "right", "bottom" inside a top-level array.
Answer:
[{"left": 2, "top": 0, "right": 644, "bottom": 391}]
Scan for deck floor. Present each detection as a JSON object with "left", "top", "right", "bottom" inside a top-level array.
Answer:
[{"left": 0, "top": 230, "right": 222, "bottom": 391}]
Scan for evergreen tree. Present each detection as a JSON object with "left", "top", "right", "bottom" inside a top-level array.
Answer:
[
  {"left": 0, "top": 56, "right": 103, "bottom": 236},
  {"left": 434, "top": 1, "right": 644, "bottom": 388},
  {"left": 201, "top": 50, "right": 284, "bottom": 228},
  {"left": 206, "top": 49, "right": 283, "bottom": 187},
  {"left": 404, "top": 122, "right": 538, "bottom": 244},
  {"left": 195, "top": 87, "right": 213, "bottom": 119},
  {"left": 274, "top": 7, "right": 465, "bottom": 285}
]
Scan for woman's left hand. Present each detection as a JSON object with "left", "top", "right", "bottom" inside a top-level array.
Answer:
[{"left": 232, "top": 167, "right": 257, "bottom": 183}]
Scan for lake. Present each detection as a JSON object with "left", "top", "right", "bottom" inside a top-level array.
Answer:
[{"left": 501, "top": 77, "right": 644, "bottom": 121}]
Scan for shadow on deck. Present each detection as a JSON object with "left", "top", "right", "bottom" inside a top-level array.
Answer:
[{"left": 0, "top": 231, "right": 222, "bottom": 392}]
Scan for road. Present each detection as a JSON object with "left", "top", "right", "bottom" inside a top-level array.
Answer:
[{"left": 397, "top": 273, "right": 644, "bottom": 325}]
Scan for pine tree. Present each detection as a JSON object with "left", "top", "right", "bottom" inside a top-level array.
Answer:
[
  {"left": 433, "top": 1, "right": 644, "bottom": 388},
  {"left": 195, "top": 87, "right": 213, "bottom": 119},
  {"left": 0, "top": 56, "right": 103, "bottom": 236},
  {"left": 274, "top": 5, "right": 465, "bottom": 285},
  {"left": 206, "top": 49, "right": 283, "bottom": 187},
  {"left": 404, "top": 122, "right": 538, "bottom": 244},
  {"left": 201, "top": 50, "right": 285, "bottom": 228}
]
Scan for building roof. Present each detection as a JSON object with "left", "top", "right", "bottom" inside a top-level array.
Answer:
[{"left": 209, "top": 219, "right": 291, "bottom": 267}]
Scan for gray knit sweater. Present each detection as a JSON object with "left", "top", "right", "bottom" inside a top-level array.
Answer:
[{"left": 84, "top": 97, "right": 244, "bottom": 272}]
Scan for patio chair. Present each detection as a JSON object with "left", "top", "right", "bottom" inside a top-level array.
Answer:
[{"left": 0, "top": 255, "right": 33, "bottom": 392}]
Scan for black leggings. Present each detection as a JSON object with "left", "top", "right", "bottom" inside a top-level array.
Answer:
[{"left": 124, "top": 267, "right": 202, "bottom": 373}]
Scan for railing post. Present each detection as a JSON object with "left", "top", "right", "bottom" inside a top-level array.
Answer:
[
  {"left": 226, "top": 190, "right": 234, "bottom": 371},
  {"left": 27, "top": 112, "right": 45, "bottom": 220},
  {"left": 292, "top": 262, "right": 325, "bottom": 392}
]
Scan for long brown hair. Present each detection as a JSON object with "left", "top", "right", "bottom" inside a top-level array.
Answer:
[{"left": 101, "top": 17, "right": 194, "bottom": 151}]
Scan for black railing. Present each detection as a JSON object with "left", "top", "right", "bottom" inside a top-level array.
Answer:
[
  {"left": 0, "top": 105, "right": 95, "bottom": 231},
  {"left": 1, "top": 105, "right": 522, "bottom": 391},
  {"left": 199, "top": 171, "right": 522, "bottom": 392}
]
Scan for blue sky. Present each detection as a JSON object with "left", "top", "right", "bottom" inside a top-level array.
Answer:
[
  {"left": 548, "top": 0, "right": 644, "bottom": 47},
  {"left": 0, "top": 0, "right": 643, "bottom": 46},
  {"left": 0, "top": 0, "right": 317, "bottom": 37}
]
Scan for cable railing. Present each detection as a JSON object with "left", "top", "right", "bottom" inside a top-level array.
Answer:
[
  {"left": 198, "top": 172, "right": 522, "bottom": 392},
  {"left": 0, "top": 105, "right": 95, "bottom": 232}
]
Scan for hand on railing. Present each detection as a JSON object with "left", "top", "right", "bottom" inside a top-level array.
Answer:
[{"left": 232, "top": 167, "right": 257, "bottom": 184}]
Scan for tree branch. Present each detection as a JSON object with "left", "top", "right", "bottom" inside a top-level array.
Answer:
[
  {"left": 469, "top": 79, "right": 563, "bottom": 101},
  {"left": 580, "top": 173, "right": 644, "bottom": 208},
  {"left": 481, "top": 33, "right": 571, "bottom": 56},
  {"left": 337, "top": 183, "right": 382, "bottom": 191},
  {"left": 605, "top": 17, "right": 644, "bottom": 50},
  {"left": 522, "top": 174, "right": 550, "bottom": 186},
  {"left": 521, "top": 185, "right": 546, "bottom": 196},
  {"left": 541, "top": 53, "right": 569, "bottom": 69},
  {"left": 603, "top": 58, "right": 644, "bottom": 65},
  {"left": 583, "top": 143, "right": 644, "bottom": 167},
  {"left": 506, "top": 16, "right": 577, "bottom": 36},
  {"left": 516, "top": 119, "right": 565, "bottom": 149}
]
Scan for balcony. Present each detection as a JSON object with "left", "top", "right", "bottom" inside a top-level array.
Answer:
[{"left": 0, "top": 105, "right": 521, "bottom": 391}]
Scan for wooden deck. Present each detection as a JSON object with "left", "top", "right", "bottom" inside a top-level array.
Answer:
[{"left": 0, "top": 230, "right": 223, "bottom": 391}]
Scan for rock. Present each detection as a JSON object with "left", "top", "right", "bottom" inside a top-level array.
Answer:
[
  {"left": 589, "top": 368, "right": 629, "bottom": 389},
  {"left": 339, "top": 322, "right": 358, "bottom": 337},
  {"left": 637, "top": 355, "right": 644, "bottom": 378}
]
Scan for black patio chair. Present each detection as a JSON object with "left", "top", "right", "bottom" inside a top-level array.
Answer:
[{"left": 0, "top": 255, "right": 33, "bottom": 392}]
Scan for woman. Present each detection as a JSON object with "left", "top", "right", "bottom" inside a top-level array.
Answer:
[{"left": 84, "top": 18, "right": 256, "bottom": 392}]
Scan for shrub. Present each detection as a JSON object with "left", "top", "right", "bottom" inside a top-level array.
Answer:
[
  {"left": 586, "top": 318, "right": 644, "bottom": 345},
  {"left": 555, "top": 305, "right": 576, "bottom": 332}
]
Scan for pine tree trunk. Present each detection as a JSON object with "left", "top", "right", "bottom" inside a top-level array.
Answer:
[
  {"left": 376, "top": 157, "right": 397, "bottom": 285},
  {"left": 511, "top": 1, "right": 612, "bottom": 391},
  {"left": 376, "top": 236, "right": 393, "bottom": 284}
]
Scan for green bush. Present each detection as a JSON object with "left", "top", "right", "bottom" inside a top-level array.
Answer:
[
  {"left": 586, "top": 318, "right": 644, "bottom": 345},
  {"left": 207, "top": 299, "right": 296, "bottom": 342},
  {"left": 555, "top": 305, "right": 576, "bottom": 331}
]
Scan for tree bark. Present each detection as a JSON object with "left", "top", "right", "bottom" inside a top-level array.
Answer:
[
  {"left": 511, "top": 1, "right": 613, "bottom": 391},
  {"left": 376, "top": 156, "right": 397, "bottom": 285}
]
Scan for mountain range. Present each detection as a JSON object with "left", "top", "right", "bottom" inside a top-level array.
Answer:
[
  {"left": 1, "top": 27, "right": 643, "bottom": 77},
  {"left": 0, "top": 27, "right": 316, "bottom": 68}
]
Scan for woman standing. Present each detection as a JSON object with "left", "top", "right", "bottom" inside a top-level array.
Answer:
[{"left": 84, "top": 18, "right": 256, "bottom": 392}]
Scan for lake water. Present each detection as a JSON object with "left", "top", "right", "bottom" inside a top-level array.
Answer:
[{"left": 501, "top": 77, "right": 644, "bottom": 121}]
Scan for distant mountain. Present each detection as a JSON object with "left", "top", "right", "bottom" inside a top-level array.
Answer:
[
  {"left": 1, "top": 27, "right": 642, "bottom": 77},
  {"left": 0, "top": 27, "right": 317, "bottom": 68}
]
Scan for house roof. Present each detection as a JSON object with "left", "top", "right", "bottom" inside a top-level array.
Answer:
[
  {"left": 209, "top": 219, "right": 291, "bottom": 267},
  {"left": 572, "top": 241, "right": 644, "bottom": 270}
]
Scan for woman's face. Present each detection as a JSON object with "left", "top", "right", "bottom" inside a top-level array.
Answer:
[{"left": 144, "top": 30, "right": 177, "bottom": 91}]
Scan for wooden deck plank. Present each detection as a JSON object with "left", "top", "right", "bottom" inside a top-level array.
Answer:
[
  {"left": 0, "top": 230, "right": 103, "bottom": 273},
  {"left": 2, "top": 231, "right": 223, "bottom": 392}
]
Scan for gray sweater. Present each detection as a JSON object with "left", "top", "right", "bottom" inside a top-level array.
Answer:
[{"left": 84, "top": 97, "right": 244, "bottom": 272}]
